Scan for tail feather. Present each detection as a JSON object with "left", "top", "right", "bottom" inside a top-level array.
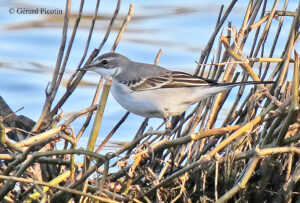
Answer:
[
  {"left": 204, "top": 80, "right": 275, "bottom": 98},
  {"left": 184, "top": 80, "right": 274, "bottom": 105},
  {"left": 217, "top": 80, "right": 275, "bottom": 88}
]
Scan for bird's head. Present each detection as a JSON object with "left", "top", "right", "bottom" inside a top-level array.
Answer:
[{"left": 81, "top": 52, "right": 129, "bottom": 78}]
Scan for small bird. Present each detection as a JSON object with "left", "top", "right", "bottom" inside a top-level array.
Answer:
[{"left": 81, "top": 53, "right": 273, "bottom": 128}]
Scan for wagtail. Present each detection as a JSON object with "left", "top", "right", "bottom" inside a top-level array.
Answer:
[{"left": 81, "top": 53, "right": 273, "bottom": 128}]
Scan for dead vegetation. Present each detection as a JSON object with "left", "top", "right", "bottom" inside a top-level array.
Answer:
[{"left": 0, "top": 0, "right": 299, "bottom": 202}]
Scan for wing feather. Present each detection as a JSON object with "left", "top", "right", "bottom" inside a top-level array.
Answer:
[{"left": 122, "top": 71, "right": 217, "bottom": 91}]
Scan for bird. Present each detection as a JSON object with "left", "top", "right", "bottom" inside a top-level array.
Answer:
[{"left": 81, "top": 52, "right": 273, "bottom": 128}]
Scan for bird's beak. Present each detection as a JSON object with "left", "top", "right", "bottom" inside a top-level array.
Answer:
[{"left": 80, "top": 64, "right": 95, "bottom": 71}]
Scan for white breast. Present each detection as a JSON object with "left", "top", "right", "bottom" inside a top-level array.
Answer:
[{"left": 110, "top": 82, "right": 165, "bottom": 118}]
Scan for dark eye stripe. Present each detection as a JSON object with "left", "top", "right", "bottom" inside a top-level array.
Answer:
[{"left": 96, "top": 59, "right": 110, "bottom": 68}]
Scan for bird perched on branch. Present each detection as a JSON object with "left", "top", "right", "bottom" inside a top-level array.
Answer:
[{"left": 81, "top": 52, "right": 273, "bottom": 128}]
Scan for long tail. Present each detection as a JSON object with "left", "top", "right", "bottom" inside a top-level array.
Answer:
[
  {"left": 205, "top": 80, "right": 275, "bottom": 98},
  {"left": 221, "top": 80, "right": 275, "bottom": 88}
]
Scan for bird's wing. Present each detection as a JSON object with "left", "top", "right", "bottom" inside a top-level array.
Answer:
[{"left": 121, "top": 71, "right": 217, "bottom": 91}]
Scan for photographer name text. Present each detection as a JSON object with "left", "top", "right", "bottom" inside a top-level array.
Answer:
[{"left": 9, "top": 8, "right": 63, "bottom": 15}]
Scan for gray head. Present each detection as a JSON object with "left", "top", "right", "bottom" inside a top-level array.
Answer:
[
  {"left": 81, "top": 52, "right": 130, "bottom": 78},
  {"left": 82, "top": 52, "right": 170, "bottom": 81}
]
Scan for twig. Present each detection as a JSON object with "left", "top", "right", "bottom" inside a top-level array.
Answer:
[
  {"left": 194, "top": 0, "right": 238, "bottom": 75},
  {"left": 33, "top": 0, "right": 72, "bottom": 132},
  {"left": 95, "top": 111, "right": 130, "bottom": 153},
  {"left": 275, "top": 50, "right": 299, "bottom": 145},
  {"left": 216, "top": 156, "right": 260, "bottom": 203},
  {"left": 111, "top": 4, "right": 134, "bottom": 52},
  {"left": 215, "top": 157, "right": 219, "bottom": 201},
  {"left": 208, "top": 104, "right": 274, "bottom": 158},
  {"left": 283, "top": 160, "right": 300, "bottom": 202},
  {"left": 0, "top": 175, "right": 117, "bottom": 203},
  {"left": 28, "top": 170, "right": 71, "bottom": 201},
  {"left": 154, "top": 49, "right": 162, "bottom": 65},
  {"left": 98, "top": 158, "right": 110, "bottom": 194},
  {"left": 76, "top": 81, "right": 103, "bottom": 142}
]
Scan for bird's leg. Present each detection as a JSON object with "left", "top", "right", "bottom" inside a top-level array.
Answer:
[{"left": 164, "top": 117, "right": 172, "bottom": 130}]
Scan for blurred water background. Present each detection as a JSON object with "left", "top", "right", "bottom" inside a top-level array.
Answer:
[{"left": 0, "top": 0, "right": 299, "bottom": 152}]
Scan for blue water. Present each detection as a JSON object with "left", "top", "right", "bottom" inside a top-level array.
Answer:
[{"left": 0, "top": 0, "right": 298, "bottom": 152}]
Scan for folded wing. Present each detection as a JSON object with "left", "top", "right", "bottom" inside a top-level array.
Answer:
[{"left": 122, "top": 71, "right": 216, "bottom": 91}]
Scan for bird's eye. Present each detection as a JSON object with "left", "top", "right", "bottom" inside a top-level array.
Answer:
[{"left": 101, "top": 60, "right": 108, "bottom": 65}]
